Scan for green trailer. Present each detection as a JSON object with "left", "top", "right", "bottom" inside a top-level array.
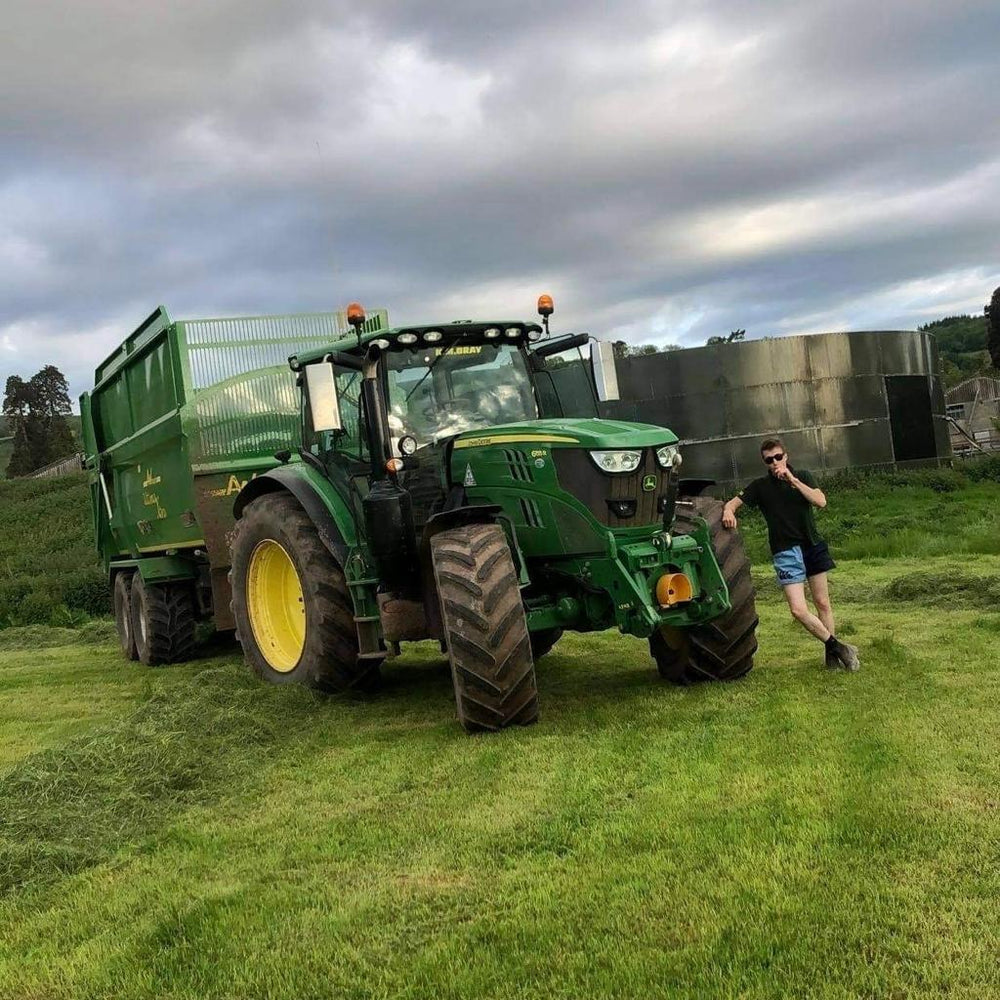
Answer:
[{"left": 83, "top": 299, "right": 757, "bottom": 732}]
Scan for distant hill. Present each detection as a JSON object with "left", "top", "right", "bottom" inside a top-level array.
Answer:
[{"left": 919, "top": 314, "right": 992, "bottom": 387}]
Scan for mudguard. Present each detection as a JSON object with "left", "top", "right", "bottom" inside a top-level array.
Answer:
[
  {"left": 677, "top": 477, "right": 716, "bottom": 498},
  {"left": 419, "top": 500, "right": 528, "bottom": 640},
  {"left": 233, "top": 463, "right": 354, "bottom": 565}
]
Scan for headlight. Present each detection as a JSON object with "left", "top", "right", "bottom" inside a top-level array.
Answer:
[
  {"left": 589, "top": 450, "right": 642, "bottom": 474},
  {"left": 656, "top": 444, "right": 682, "bottom": 469}
]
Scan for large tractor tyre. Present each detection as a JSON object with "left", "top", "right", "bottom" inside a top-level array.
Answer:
[
  {"left": 651, "top": 496, "right": 758, "bottom": 684},
  {"left": 230, "top": 493, "right": 377, "bottom": 692},
  {"left": 130, "top": 575, "right": 197, "bottom": 666},
  {"left": 431, "top": 523, "right": 539, "bottom": 733},
  {"left": 113, "top": 571, "right": 138, "bottom": 661},
  {"left": 530, "top": 627, "right": 564, "bottom": 660}
]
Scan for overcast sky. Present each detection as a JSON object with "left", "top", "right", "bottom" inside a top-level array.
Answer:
[{"left": 2, "top": 0, "right": 999, "bottom": 401}]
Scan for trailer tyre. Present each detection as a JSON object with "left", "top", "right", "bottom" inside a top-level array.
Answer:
[
  {"left": 231, "top": 493, "right": 377, "bottom": 692},
  {"left": 113, "top": 571, "right": 138, "bottom": 661},
  {"left": 130, "top": 575, "right": 197, "bottom": 666},
  {"left": 431, "top": 523, "right": 539, "bottom": 733},
  {"left": 651, "top": 497, "right": 758, "bottom": 684}
]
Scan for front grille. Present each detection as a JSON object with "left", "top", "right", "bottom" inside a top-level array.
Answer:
[{"left": 552, "top": 448, "right": 668, "bottom": 528}]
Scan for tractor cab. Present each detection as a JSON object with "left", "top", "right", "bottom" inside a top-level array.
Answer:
[{"left": 291, "top": 302, "right": 617, "bottom": 536}]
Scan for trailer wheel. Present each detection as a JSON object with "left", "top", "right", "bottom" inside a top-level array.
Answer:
[
  {"left": 650, "top": 497, "right": 758, "bottom": 684},
  {"left": 130, "top": 575, "right": 197, "bottom": 666},
  {"left": 530, "top": 627, "right": 563, "bottom": 660},
  {"left": 431, "top": 523, "right": 538, "bottom": 733},
  {"left": 113, "top": 571, "right": 138, "bottom": 661},
  {"left": 231, "top": 493, "right": 378, "bottom": 692}
]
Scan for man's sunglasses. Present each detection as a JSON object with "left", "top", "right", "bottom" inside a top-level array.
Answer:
[{"left": 763, "top": 453, "right": 785, "bottom": 465}]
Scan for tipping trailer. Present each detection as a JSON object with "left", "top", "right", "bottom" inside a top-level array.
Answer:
[{"left": 82, "top": 299, "right": 757, "bottom": 733}]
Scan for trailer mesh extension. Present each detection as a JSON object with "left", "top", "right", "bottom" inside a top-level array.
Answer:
[{"left": 181, "top": 310, "right": 387, "bottom": 464}]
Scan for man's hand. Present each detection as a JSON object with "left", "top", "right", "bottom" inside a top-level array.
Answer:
[{"left": 722, "top": 506, "right": 738, "bottom": 529}]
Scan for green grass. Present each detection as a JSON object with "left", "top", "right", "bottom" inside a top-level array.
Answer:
[
  {"left": 737, "top": 475, "right": 1000, "bottom": 565},
  {"left": 0, "top": 473, "right": 107, "bottom": 626},
  {"left": 2, "top": 555, "right": 1000, "bottom": 998}
]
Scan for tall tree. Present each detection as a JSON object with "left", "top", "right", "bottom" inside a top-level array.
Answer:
[
  {"left": 29, "top": 365, "right": 75, "bottom": 462},
  {"left": 3, "top": 375, "right": 38, "bottom": 477},
  {"left": 988, "top": 286, "right": 1000, "bottom": 370},
  {"left": 2, "top": 366, "right": 77, "bottom": 477}
]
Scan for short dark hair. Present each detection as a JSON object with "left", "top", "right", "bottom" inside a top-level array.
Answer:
[{"left": 760, "top": 437, "right": 784, "bottom": 454}]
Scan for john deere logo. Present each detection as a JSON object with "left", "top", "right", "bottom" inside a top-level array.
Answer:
[{"left": 642, "top": 474, "right": 657, "bottom": 492}]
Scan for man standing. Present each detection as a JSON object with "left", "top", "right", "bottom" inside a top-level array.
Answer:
[{"left": 722, "top": 438, "right": 860, "bottom": 671}]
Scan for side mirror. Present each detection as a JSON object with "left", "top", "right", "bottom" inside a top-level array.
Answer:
[
  {"left": 591, "top": 341, "right": 620, "bottom": 402},
  {"left": 304, "top": 362, "right": 342, "bottom": 432}
]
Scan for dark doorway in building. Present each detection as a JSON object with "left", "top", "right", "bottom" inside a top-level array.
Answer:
[{"left": 885, "top": 375, "right": 936, "bottom": 461}]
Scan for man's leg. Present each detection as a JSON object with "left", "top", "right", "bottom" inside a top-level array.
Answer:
[
  {"left": 807, "top": 572, "right": 834, "bottom": 635},
  {"left": 782, "top": 582, "right": 831, "bottom": 641}
]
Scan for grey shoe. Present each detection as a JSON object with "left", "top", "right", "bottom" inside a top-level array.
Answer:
[{"left": 834, "top": 641, "right": 860, "bottom": 672}]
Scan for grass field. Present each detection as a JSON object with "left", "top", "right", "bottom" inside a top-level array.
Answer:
[{"left": 2, "top": 548, "right": 1000, "bottom": 998}]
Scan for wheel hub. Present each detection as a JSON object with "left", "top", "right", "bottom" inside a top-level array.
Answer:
[{"left": 247, "top": 539, "right": 306, "bottom": 671}]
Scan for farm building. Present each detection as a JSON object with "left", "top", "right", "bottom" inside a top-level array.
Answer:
[
  {"left": 945, "top": 376, "right": 1000, "bottom": 454},
  {"left": 603, "top": 330, "right": 951, "bottom": 488}
]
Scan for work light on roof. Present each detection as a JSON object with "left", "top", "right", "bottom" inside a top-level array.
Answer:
[
  {"left": 372, "top": 338, "right": 390, "bottom": 350},
  {"left": 484, "top": 327, "right": 500, "bottom": 339},
  {"left": 423, "top": 330, "right": 443, "bottom": 342},
  {"left": 527, "top": 327, "right": 542, "bottom": 342},
  {"left": 346, "top": 302, "right": 366, "bottom": 328},
  {"left": 398, "top": 332, "right": 418, "bottom": 344},
  {"left": 504, "top": 327, "right": 521, "bottom": 339}
]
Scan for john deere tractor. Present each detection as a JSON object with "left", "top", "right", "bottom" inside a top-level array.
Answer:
[
  {"left": 229, "top": 298, "right": 757, "bottom": 731},
  {"left": 83, "top": 298, "right": 756, "bottom": 733}
]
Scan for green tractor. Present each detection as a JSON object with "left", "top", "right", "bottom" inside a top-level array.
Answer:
[
  {"left": 82, "top": 299, "right": 756, "bottom": 733},
  {"left": 229, "top": 299, "right": 758, "bottom": 731}
]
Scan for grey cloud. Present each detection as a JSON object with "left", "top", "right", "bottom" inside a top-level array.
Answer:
[{"left": 1, "top": 0, "right": 998, "bottom": 403}]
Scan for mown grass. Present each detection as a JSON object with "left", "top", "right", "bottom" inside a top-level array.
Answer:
[{"left": 1, "top": 554, "right": 999, "bottom": 998}]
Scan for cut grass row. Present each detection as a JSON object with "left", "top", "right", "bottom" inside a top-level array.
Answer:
[{"left": 1, "top": 554, "right": 999, "bottom": 997}]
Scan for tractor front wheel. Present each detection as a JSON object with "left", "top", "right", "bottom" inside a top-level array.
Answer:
[
  {"left": 650, "top": 496, "right": 758, "bottom": 684},
  {"left": 230, "top": 493, "right": 378, "bottom": 692},
  {"left": 431, "top": 523, "right": 539, "bottom": 733}
]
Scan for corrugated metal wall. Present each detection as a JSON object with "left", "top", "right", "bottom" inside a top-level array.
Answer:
[{"left": 602, "top": 331, "right": 950, "bottom": 487}]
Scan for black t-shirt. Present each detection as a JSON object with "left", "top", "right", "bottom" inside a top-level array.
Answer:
[{"left": 738, "top": 467, "right": 823, "bottom": 555}]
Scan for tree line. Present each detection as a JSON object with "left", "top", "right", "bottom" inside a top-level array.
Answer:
[{"left": 2, "top": 366, "right": 77, "bottom": 478}]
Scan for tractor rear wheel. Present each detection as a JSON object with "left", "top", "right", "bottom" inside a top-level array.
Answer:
[
  {"left": 130, "top": 575, "right": 197, "bottom": 666},
  {"left": 650, "top": 496, "right": 758, "bottom": 684},
  {"left": 431, "top": 523, "right": 539, "bottom": 733},
  {"left": 230, "top": 493, "right": 378, "bottom": 692},
  {"left": 113, "top": 571, "right": 138, "bottom": 661},
  {"left": 530, "top": 627, "right": 563, "bottom": 660}
]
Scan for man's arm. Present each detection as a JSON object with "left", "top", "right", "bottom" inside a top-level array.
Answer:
[
  {"left": 778, "top": 468, "right": 826, "bottom": 508},
  {"left": 722, "top": 495, "right": 743, "bottom": 529}
]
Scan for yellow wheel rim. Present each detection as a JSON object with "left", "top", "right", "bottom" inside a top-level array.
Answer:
[{"left": 247, "top": 539, "right": 306, "bottom": 672}]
